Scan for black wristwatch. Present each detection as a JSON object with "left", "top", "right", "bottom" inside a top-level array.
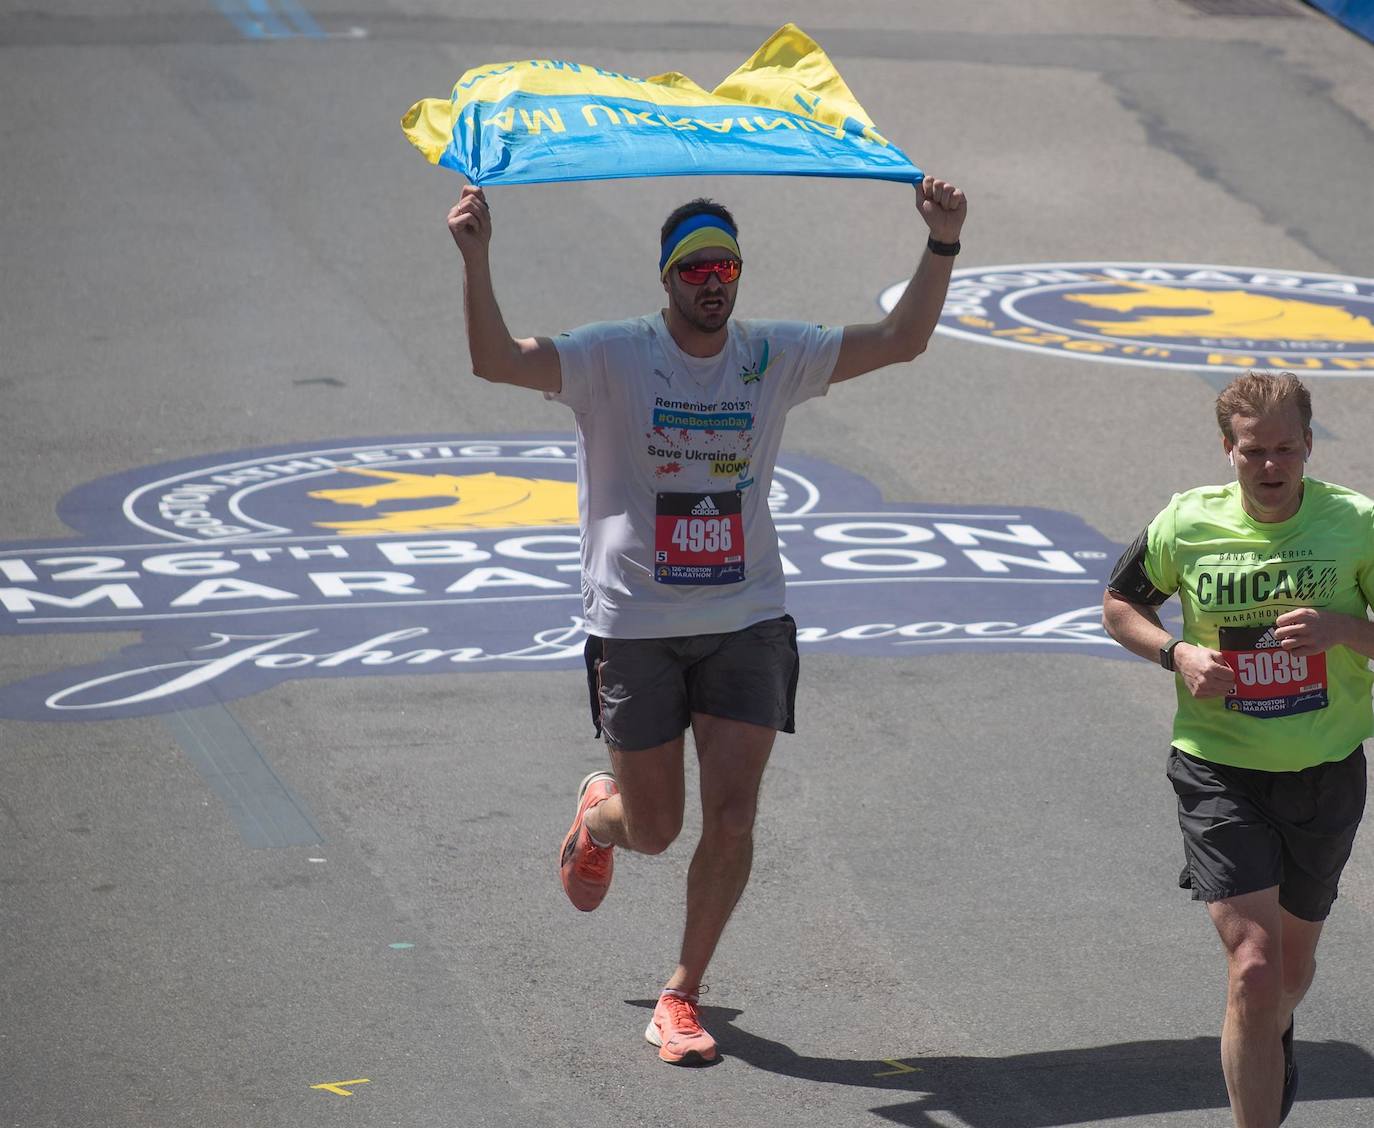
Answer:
[{"left": 1159, "top": 638, "right": 1182, "bottom": 671}]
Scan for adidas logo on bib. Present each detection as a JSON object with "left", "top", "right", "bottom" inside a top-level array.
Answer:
[
  {"left": 1254, "top": 628, "right": 1281, "bottom": 649},
  {"left": 691, "top": 496, "right": 721, "bottom": 516}
]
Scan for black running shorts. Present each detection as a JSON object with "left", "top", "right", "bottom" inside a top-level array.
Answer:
[
  {"left": 583, "top": 615, "right": 800, "bottom": 751},
  {"left": 1167, "top": 745, "right": 1367, "bottom": 922}
]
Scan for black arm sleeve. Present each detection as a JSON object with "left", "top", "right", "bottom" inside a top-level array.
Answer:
[{"left": 1106, "top": 527, "right": 1170, "bottom": 606}]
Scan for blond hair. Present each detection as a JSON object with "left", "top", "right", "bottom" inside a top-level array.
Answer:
[{"left": 1215, "top": 371, "right": 1312, "bottom": 442}]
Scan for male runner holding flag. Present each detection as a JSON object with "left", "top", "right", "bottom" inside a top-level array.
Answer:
[
  {"left": 1103, "top": 371, "right": 1374, "bottom": 1126},
  {"left": 448, "top": 176, "right": 965, "bottom": 1064}
]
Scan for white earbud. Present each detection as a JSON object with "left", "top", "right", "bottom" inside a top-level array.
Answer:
[{"left": 1228, "top": 451, "right": 1235, "bottom": 467}]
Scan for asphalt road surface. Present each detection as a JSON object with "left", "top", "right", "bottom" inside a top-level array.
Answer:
[{"left": 2, "top": 2, "right": 1373, "bottom": 1126}]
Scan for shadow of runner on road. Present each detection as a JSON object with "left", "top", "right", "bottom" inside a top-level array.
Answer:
[{"left": 625, "top": 1000, "right": 1374, "bottom": 1126}]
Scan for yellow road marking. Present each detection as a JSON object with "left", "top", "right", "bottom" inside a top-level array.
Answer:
[{"left": 311, "top": 1078, "right": 371, "bottom": 1096}]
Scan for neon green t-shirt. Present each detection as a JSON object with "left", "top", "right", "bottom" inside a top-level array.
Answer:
[{"left": 1143, "top": 478, "right": 1374, "bottom": 772}]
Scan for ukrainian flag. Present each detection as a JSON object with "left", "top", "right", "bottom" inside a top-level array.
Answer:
[{"left": 401, "top": 24, "right": 923, "bottom": 186}]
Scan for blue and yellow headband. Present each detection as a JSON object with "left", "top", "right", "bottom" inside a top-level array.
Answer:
[{"left": 659, "top": 213, "right": 742, "bottom": 277}]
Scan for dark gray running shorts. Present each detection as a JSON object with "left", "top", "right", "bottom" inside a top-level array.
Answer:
[
  {"left": 583, "top": 615, "right": 799, "bottom": 751},
  {"left": 1167, "top": 745, "right": 1367, "bottom": 922}
]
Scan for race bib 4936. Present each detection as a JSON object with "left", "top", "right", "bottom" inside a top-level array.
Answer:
[{"left": 653, "top": 491, "right": 745, "bottom": 586}]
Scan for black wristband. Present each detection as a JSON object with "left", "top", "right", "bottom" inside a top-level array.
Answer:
[
  {"left": 927, "top": 235, "right": 960, "bottom": 257},
  {"left": 1159, "top": 638, "right": 1182, "bottom": 671}
]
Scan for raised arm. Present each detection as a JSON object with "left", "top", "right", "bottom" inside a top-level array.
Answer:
[
  {"left": 448, "top": 186, "right": 562, "bottom": 393},
  {"left": 828, "top": 176, "right": 967, "bottom": 385}
]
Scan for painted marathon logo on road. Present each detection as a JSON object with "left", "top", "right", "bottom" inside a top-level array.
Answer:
[
  {"left": 881, "top": 263, "right": 1374, "bottom": 376},
  {"left": 0, "top": 436, "right": 1127, "bottom": 721}
]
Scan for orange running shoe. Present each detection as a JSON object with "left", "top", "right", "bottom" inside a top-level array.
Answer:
[
  {"left": 559, "top": 770, "right": 617, "bottom": 911},
  {"left": 645, "top": 989, "right": 717, "bottom": 1065}
]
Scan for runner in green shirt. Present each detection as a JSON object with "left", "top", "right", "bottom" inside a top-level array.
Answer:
[{"left": 1103, "top": 371, "right": 1374, "bottom": 1128}]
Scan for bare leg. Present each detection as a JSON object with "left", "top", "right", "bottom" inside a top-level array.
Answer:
[
  {"left": 1278, "top": 907, "right": 1323, "bottom": 1031},
  {"left": 1208, "top": 888, "right": 1322, "bottom": 1128},
  {"left": 585, "top": 736, "right": 686, "bottom": 855},
  {"left": 665, "top": 713, "right": 775, "bottom": 993}
]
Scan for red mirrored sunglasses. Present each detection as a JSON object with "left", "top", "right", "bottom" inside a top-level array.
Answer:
[{"left": 675, "top": 258, "right": 742, "bottom": 285}]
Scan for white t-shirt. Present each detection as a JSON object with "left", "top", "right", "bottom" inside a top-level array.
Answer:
[{"left": 549, "top": 312, "right": 842, "bottom": 638}]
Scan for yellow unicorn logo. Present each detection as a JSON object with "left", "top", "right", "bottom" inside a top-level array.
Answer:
[
  {"left": 1067, "top": 283, "right": 1374, "bottom": 342},
  {"left": 308, "top": 469, "right": 577, "bottom": 535}
]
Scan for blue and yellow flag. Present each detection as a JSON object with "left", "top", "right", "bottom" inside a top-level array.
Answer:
[{"left": 401, "top": 24, "right": 922, "bottom": 186}]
